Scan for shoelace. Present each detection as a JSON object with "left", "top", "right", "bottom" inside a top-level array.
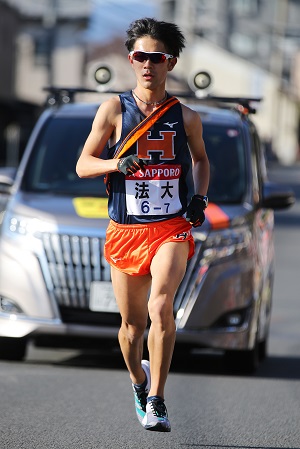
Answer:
[{"left": 149, "top": 400, "right": 167, "bottom": 418}]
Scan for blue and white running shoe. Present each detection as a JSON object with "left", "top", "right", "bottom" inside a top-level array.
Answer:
[
  {"left": 132, "top": 360, "right": 151, "bottom": 425},
  {"left": 142, "top": 396, "right": 171, "bottom": 432}
]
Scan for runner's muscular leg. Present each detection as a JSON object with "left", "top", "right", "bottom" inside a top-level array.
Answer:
[
  {"left": 147, "top": 241, "right": 189, "bottom": 398},
  {"left": 111, "top": 266, "right": 151, "bottom": 385}
]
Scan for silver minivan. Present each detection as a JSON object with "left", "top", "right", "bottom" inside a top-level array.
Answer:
[{"left": 0, "top": 94, "right": 294, "bottom": 372}]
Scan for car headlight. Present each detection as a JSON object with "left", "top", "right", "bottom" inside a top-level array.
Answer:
[
  {"left": 1, "top": 212, "right": 52, "bottom": 241},
  {"left": 0, "top": 297, "right": 24, "bottom": 314},
  {"left": 201, "top": 225, "right": 251, "bottom": 264}
]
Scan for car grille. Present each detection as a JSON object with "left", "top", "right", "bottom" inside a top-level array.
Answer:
[
  {"left": 39, "top": 232, "right": 202, "bottom": 326},
  {"left": 40, "top": 232, "right": 112, "bottom": 318}
]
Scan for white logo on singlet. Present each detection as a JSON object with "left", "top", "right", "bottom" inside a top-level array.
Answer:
[{"left": 163, "top": 121, "right": 178, "bottom": 129}]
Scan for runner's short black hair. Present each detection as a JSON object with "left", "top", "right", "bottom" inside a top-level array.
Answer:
[{"left": 125, "top": 17, "right": 185, "bottom": 57}]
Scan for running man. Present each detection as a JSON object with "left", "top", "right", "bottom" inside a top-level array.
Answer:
[{"left": 76, "top": 17, "right": 210, "bottom": 432}]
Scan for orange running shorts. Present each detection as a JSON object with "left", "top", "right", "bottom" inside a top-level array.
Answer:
[{"left": 104, "top": 216, "right": 195, "bottom": 276}]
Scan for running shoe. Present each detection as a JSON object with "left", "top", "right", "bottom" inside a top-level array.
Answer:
[
  {"left": 142, "top": 396, "right": 171, "bottom": 432},
  {"left": 132, "top": 360, "right": 151, "bottom": 425}
]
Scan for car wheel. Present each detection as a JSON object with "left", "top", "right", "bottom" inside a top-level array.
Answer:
[
  {"left": 258, "top": 336, "right": 268, "bottom": 361},
  {"left": 224, "top": 339, "right": 260, "bottom": 374},
  {"left": 0, "top": 337, "right": 27, "bottom": 361}
]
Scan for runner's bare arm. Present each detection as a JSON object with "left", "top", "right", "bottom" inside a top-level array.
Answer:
[
  {"left": 76, "top": 96, "right": 121, "bottom": 178},
  {"left": 182, "top": 104, "right": 210, "bottom": 196}
]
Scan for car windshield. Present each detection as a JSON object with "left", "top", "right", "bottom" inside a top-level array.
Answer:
[
  {"left": 22, "top": 116, "right": 108, "bottom": 197},
  {"left": 203, "top": 123, "right": 247, "bottom": 203},
  {"left": 22, "top": 115, "right": 246, "bottom": 203}
]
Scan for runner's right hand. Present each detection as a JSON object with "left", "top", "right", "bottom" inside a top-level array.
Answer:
[{"left": 117, "top": 155, "right": 148, "bottom": 175}]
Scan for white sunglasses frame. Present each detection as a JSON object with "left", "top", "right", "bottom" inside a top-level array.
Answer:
[{"left": 129, "top": 51, "right": 174, "bottom": 63}]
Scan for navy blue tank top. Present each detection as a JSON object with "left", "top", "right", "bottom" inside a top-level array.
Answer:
[{"left": 107, "top": 91, "right": 194, "bottom": 224}]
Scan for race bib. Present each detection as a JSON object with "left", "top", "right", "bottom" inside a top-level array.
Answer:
[{"left": 125, "top": 164, "right": 182, "bottom": 216}]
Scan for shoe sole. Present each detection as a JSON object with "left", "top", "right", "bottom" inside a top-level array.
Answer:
[{"left": 145, "top": 422, "right": 171, "bottom": 432}]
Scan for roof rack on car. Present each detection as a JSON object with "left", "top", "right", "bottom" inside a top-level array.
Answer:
[
  {"left": 43, "top": 87, "right": 101, "bottom": 106},
  {"left": 204, "top": 95, "right": 262, "bottom": 114},
  {"left": 43, "top": 86, "right": 262, "bottom": 114}
]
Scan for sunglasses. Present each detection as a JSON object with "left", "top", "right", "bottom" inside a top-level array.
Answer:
[{"left": 129, "top": 51, "right": 174, "bottom": 64}]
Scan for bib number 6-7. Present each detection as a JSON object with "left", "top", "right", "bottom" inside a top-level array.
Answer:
[{"left": 141, "top": 201, "right": 170, "bottom": 214}]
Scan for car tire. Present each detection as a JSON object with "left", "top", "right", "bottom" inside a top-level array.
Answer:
[
  {"left": 224, "top": 338, "right": 260, "bottom": 374},
  {"left": 258, "top": 336, "right": 268, "bottom": 361},
  {"left": 0, "top": 337, "right": 27, "bottom": 361}
]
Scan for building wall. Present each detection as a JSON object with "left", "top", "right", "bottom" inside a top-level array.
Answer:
[
  {"left": 175, "top": 38, "right": 299, "bottom": 164},
  {"left": 7, "top": 0, "right": 91, "bottom": 105},
  {"left": 15, "top": 25, "right": 87, "bottom": 105},
  {"left": 0, "top": 2, "right": 19, "bottom": 100},
  {"left": 0, "top": 0, "right": 91, "bottom": 166},
  {"left": 159, "top": 0, "right": 300, "bottom": 163}
]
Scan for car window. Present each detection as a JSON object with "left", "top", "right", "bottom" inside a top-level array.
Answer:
[
  {"left": 22, "top": 116, "right": 107, "bottom": 197},
  {"left": 203, "top": 124, "right": 247, "bottom": 203}
]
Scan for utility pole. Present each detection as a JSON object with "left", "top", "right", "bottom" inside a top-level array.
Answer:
[{"left": 44, "top": 0, "right": 58, "bottom": 86}]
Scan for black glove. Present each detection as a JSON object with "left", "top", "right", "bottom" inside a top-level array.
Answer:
[
  {"left": 117, "top": 155, "right": 148, "bottom": 175},
  {"left": 186, "top": 195, "right": 208, "bottom": 227}
]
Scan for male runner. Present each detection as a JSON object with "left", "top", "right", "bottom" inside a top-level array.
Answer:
[{"left": 76, "top": 17, "right": 210, "bottom": 432}]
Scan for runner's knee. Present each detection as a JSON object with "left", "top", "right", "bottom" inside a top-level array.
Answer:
[
  {"left": 148, "top": 295, "right": 175, "bottom": 329},
  {"left": 120, "top": 320, "right": 147, "bottom": 343}
]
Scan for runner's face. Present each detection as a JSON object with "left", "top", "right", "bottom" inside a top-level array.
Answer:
[{"left": 128, "top": 36, "right": 176, "bottom": 90}]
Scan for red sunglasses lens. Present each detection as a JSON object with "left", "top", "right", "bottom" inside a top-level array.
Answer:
[{"left": 132, "top": 52, "right": 166, "bottom": 63}]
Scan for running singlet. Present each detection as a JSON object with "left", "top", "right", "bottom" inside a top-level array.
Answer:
[{"left": 107, "top": 91, "right": 194, "bottom": 224}]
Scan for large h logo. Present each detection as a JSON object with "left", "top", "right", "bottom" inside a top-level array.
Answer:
[{"left": 137, "top": 131, "right": 176, "bottom": 160}]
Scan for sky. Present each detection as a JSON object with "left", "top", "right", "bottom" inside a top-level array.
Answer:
[{"left": 86, "top": 0, "right": 158, "bottom": 43}]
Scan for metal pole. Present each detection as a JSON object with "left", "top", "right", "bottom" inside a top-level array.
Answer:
[{"left": 44, "top": 0, "right": 58, "bottom": 86}]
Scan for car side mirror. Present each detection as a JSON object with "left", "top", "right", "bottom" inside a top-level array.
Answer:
[{"left": 261, "top": 181, "right": 295, "bottom": 210}]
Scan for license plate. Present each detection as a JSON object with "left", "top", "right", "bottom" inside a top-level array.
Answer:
[{"left": 89, "top": 281, "right": 119, "bottom": 313}]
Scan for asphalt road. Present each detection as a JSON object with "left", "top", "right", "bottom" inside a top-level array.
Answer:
[{"left": 1, "top": 163, "right": 300, "bottom": 449}]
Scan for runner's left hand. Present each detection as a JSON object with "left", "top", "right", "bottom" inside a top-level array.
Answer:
[{"left": 186, "top": 195, "right": 207, "bottom": 227}]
